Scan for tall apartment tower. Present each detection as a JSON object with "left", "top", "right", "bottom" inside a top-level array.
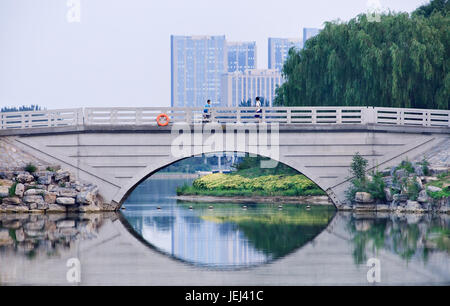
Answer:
[
  {"left": 221, "top": 69, "right": 283, "bottom": 107},
  {"left": 303, "top": 28, "right": 321, "bottom": 46},
  {"left": 171, "top": 35, "right": 227, "bottom": 107},
  {"left": 268, "top": 38, "right": 303, "bottom": 72},
  {"left": 227, "top": 42, "right": 257, "bottom": 73}
]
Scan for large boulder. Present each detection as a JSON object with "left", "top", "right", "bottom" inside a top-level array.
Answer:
[
  {"left": 56, "top": 197, "right": 76, "bottom": 205},
  {"left": 36, "top": 172, "right": 53, "bottom": 185},
  {"left": 0, "top": 186, "right": 9, "bottom": 198},
  {"left": 15, "top": 183, "right": 25, "bottom": 197},
  {"left": 355, "top": 192, "right": 373, "bottom": 203},
  {"left": 57, "top": 188, "right": 77, "bottom": 198},
  {"left": 43, "top": 191, "right": 57, "bottom": 204},
  {"left": 427, "top": 185, "right": 442, "bottom": 193},
  {"left": 384, "top": 188, "right": 393, "bottom": 202},
  {"left": 417, "top": 190, "right": 429, "bottom": 203},
  {"left": 54, "top": 170, "right": 70, "bottom": 182},
  {"left": 76, "top": 191, "right": 96, "bottom": 205},
  {"left": 16, "top": 173, "right": 34, "bottom": 183},
  {"left": 22, "top": 195, "right": 45, "bottom": 204},
  {"left": 404, "top": 200, "right": 426, "bottom": 213},
  {"left": 24, "top": 188, "right": 45, "bottom": 196},
  {"left": 1, "top": 197, "right": 22, "bottom": 205},
  {"left": 47, "top": 204, "right": 67, "bottom": 212}
]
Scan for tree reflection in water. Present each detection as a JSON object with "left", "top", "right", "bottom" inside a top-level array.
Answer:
[{"left": 347, "top": 213, "right": 450, "bottom": 265}]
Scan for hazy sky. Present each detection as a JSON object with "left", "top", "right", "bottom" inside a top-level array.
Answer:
[{"left": 0, "top": 0, "right": 427, "bottom": 109}]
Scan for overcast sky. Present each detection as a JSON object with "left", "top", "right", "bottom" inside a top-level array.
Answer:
[{"left": 0, "top": 0, "right": 427, "bottom": 109}]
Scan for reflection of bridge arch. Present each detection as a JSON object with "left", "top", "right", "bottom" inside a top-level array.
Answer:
[{"left": 1, "top": 106, "right": 449, "bottom": 209}]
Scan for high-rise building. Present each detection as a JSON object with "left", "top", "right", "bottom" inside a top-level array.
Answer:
[
  {"left": 303, "top": 28, "right": 321, "bottom": 46},
  {"left": 268, "top": 38, "right": 303, "bottom": 71},
  {"left": 221, "top": 69, "right": 283, "bottom": 107},
  {"left": 227, "top": 42, "right": 257, "bottom": 73},
  {"left": 171, "top": 35, "right": 227, "bottom": 107}
]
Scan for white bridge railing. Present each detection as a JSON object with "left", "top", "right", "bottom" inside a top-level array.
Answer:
[{"left": 1, "top": 107, "right": 449, "bottom": 129}]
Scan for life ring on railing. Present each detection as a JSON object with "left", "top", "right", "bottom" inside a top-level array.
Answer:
[{"left": 156, "top": 113, "right": 170, "bottom": 126}]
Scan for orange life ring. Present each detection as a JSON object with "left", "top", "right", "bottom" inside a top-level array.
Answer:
[{"left": 156, "top": 113, "right": 170, "bottom": 126}]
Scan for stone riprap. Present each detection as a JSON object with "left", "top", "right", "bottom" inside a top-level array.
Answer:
[
  {"left": 0, "top": 168, "right": 106, "bottom": 213},
  {"left": 346, "top": 163, "right": 450, "bottom": 214}
]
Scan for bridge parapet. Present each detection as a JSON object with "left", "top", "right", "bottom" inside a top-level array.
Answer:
[{"left": 1, "top": 107, "right": 449, "bottom": 130}]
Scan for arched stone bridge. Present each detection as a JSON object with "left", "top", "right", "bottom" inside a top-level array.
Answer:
[{"left": 1, "top": 106, "right": 449, "bottom": 209}]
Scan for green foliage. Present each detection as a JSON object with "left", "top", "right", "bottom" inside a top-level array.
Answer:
[
  {"left": 366, "top": 172, "right": 386, "bottom": 201},
  {"left": 396, "top": 160, "right": 415, "bottom": 174},
  {"left": 24, "top": 163, "right": 37, "bottom": 173},
  {"left": 8, "top": 182, "right": 17, "bottom": 197},
  {"left": 275, "top": 1, "right": 449, "bottom": 110},
  {"left": 178, "top": 173, "right": 326, "bottom": 197},
  {"left": 46, "top": 167, "right": 56, "bottom": 172},
  {"left": 420, "top": 158, "right": 431, "bottom": 176},
  {"left": 233, "top": 155, "right": 298, "bottom": 178},
  {"left": 406, "top": 177, "right": 421, "bottom": 201},
  {"left": 426, "top": 173, "right": 450, "bottom": 199},
  {"left": 350, "top": 153, "right": 368, "bottom": 182}
]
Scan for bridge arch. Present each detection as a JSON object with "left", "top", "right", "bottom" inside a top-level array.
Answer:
[{"left": 113, "top": 149, "right": 334, "bottom": 207}]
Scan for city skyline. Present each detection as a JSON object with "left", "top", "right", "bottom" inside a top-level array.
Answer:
[{"left": 0, "top": 0, "right": 426, "bottom": 109}]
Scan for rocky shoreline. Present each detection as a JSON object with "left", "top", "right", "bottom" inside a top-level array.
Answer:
[
  {"left": 0, "top": 167, "right": 112, "bottom": 213},
  {"left": 343, "top": 163, "right": 450, "bottom": 214}
]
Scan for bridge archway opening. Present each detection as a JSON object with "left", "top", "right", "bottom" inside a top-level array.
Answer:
[{"left": 118, "top": 151, "right": 335, "bottom": 208}]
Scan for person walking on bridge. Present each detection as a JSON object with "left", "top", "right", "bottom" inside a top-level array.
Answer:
[
  {"left": 254, "top": 97, "right": 262, "bottom": 121},
  {"left": 203, "top": 99, "right": 211, "bottom": 123}
]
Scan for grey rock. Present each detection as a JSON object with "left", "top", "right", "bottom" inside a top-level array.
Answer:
[
  {"left": 56, "top": 197, "right": 76, "bottom": 205},
  {"left": 427, "top": 185, "right": 442, "bottom": 193},
  {"left": 47, "top": 204, "right": 67, "bottom": 212},
  {"left": 0, "top": 186, "right": 10, "bottom": 198},
  {"left": 16, "top": 173, "right": 34, "bottom": 183},
  {"left": 405, "top": 200, "right": 426, "bottom": 212},
  {"left": 58, "top": 188, "right": 77, "bottom": 198},
  {"left": 2, "top": 197, "right": 22, "bottom": 205},
  {"left": 23, "top": 195, "right": 44, "bottom": 204},
  {"left": 55, "top": 170, "right": 70, "bottom": 182},
  {"left": 413, "top": 164, "right": 424, "bottom": 176},
  {"left": 355, "top": 192, "right": 373, "bottom": 203},
  {"left": 15, "top": 183, "right": 25, "bottom": 197},
  {"left": 24, "top": 188, "right": 45, "bottom": 196},
  {"left": 37, "top": 172, "right": 53, "bottom": 185},
  {"left": 393, "top": 194, "right": 408, "bottom": 202},
  {"left": 384, "top": 188, "right": 393, "bottom": 202},
  {"left": 76, "top": 191, "right": 96, "bottom": 205}
]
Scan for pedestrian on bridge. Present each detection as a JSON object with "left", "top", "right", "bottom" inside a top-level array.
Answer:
[
  {"left": 254, "top": 97, "right": 262, "bottom": 121},
  {"left": 203, "top": 99, "right": 211, "bottom": 123}
]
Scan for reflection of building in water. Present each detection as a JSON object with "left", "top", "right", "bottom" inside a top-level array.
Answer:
[{"left": 141, "top": 208, "right": 268, "bottom": 267}]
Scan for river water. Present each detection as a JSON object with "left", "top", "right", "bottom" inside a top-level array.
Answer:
[{"left": 0, "top": 177, "right": 449, "bottom": 285}]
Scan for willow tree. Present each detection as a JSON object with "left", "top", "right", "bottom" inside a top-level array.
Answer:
[{"left": 275, "top": 0, "right": 449, "bottom": 110}]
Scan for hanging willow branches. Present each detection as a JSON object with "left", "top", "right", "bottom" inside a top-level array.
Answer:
[{"left": 275, "top": 0, "right": 449, "bottom": 110}]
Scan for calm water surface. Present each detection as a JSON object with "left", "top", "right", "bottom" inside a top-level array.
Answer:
[{"left": 0, "top": 177, "right": 449, "bottom": 285}]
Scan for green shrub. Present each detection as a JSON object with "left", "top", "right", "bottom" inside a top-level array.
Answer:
[
  {"left": 46, "top": 167, "right": 56, "bottom": 172},
  {"left": 25, "top": 163, "right": 37, "bottom": 173},
  {"left": 366, "top": 172, "right": 386, "bottom": 201},
  {"left": 9, "top": 182, "right": 17, "bottom": 197},
  {"left": 406, "top": 177, "right": 421, "bottom": 201}
]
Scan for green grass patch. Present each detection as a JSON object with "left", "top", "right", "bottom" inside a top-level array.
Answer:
[
  {"left": 25, "top": 163, "right": 37, "bottom": 173},
  {"left": 426, "top": 173, "right": 450, "bottom": 199},
  {"left": 177, "top": 173, "right": 326, "bottom": 197},
  {"left": 8, "top": 182, "right": 17, "bottom": 197}
]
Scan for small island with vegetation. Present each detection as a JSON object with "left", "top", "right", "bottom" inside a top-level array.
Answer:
[{"left": 176, "top": 155, "right": 331, "bottom": 205}]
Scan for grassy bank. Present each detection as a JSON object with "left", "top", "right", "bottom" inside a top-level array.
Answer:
[{"left": 177, "top": 173, "right": 326, "bottom": 197}]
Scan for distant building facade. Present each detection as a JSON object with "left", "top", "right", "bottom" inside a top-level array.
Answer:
[
  {"left": 221, "top": 69, "right": 283, "bottom": 107},
  {"left": 303, "top": 28, "right": 321, "bottom": 46},
  {"left": 171, "top": 35, "right": 227, "bottom": 107},
  {"left": 227, "top": 42, "right": 257, "bottom": 73},
  {"left": 268, "top": 38, "right": 303, "bottom": 71}
]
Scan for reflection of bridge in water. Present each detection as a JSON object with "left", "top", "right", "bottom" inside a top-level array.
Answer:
[
  {"left": 0, "top": 212, "right": 449, "bottom": 285},
  {"left": 1, "top": 107, "right": 449, "bottom": 208}
]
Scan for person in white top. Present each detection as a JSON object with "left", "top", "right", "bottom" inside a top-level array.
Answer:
[{"left": 255, "top": 97, "right": 262, "bottom": 120}]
